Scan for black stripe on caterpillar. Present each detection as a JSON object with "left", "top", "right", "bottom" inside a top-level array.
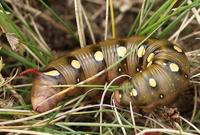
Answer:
[{"left": 31, "top": 36, "right": 190, "bottom": 112}]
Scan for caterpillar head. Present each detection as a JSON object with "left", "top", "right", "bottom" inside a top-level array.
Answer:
[{"left": 31, "top": 73, "right": 64, "bottom": 112}]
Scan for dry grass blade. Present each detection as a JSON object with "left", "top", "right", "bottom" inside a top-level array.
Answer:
[
  {"left": 104, "top": 0, "right": 109, "bottom": 40},
  {"left": 0, "top": 108, "right": 33, "bottom": 113},
  {"left": 30, "top": 16, "right": 50, "bottom": 53},
  {"left": 0, "top": 108, "right": 55, "bottom": 125},
  {"left": 190, "top": 85, "right": 198, "bottom": 122},
  {"left": 180, "top": 31, "right": 200, "bottom": 41},
  {"left": 191, "top": 72, "right": 200, "bottom": 79},
  {"left": 53, "top": 104, "right": 115, "bottom": 123},
  {"left": 136, "top": 128, "right": 197, "bottom": 135},
  {"left": 180, "top": 116, "right": 200, "bottom": 134},
  {"left": 99, "top": 82, "right": 108, "bottom": 135},
  {"left": 0, "top": 68, "right": 18, "bottom": 87},
  {"left": 81, "top": 6, "right": 96, "bottom": 44},
  {"left": 0, "top": 124, "right": 44, "bottom": 129},
  {"left": 129, "top": 102, "right": 137, "bottom": 134},
  {"left": 0, "top": 129, "right": 51, "bottom": 135},
  {"left": 169, "top": 9, "right": 200, "bottom": 41},
  {"left": 109, "top": 0, "right": 116, "bottom": 39},
  {"left": 21, "top": 44, "right": 45, "bottom": 66},
  {"left": 99, "top": 75, "right": 130, "bottom": 134},
  {"left": 0, "top": 96, "right": 82, "bottom": 126},
  {"left": 74, "top": 0, "right": 86, "bottom": 47},
  {"left": 112, "top": 100, "right": 127, "bottom": 135},
  {"left": 187, "top": 0, "right": 200, "bottom": 24}
]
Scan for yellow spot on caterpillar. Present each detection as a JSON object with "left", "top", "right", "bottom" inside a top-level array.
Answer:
[
  {"left": 137, "top": 45, "right": 145, "bottom": 58},
  {"left": 71, "top": 60, "right": 81, "bottom": 69},
  {"left": 149, "top": 78, "right": 157, "bottom": 87},
  {"left": 147, "top": 61, "right": 152, "bottom": 67},
  {"left": 173, "top": 45, "right": 182, "bottom": 53},
  {"left": 94, "top": 51, "right": 104, "bottom": 61},
  {"left": 169, "top": 63, "right": 179, "bottom": 72},
  {"left": 43, "top": 70, "right": 60, "bottom": 76},
  {"left": 147, "top": 53, "right": 155, "bottom": 62},
  {"left": 130, "top": 88, "right": 137, "bottom": 97},
  {"left": 117, "top": 46, "right": 127, "bottom": 57}
]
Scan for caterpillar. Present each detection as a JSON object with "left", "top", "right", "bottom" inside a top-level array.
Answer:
[{"left": 31, "top": 36, "right": 190, "bottom": 113}]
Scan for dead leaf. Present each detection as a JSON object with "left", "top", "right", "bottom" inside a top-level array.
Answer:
[{"left": 5, "top": 33, "right": 20, "bottom": 52}]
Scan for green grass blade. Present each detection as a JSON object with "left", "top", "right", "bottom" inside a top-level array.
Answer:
[
  {"left": 0, "top": 47, "right": 37, "bottom": 67},
  {"left": 139, "top": 0, "right": 178, "bottom": 35},
  {"left": 139, "top": 1, "right": 200, "bottom": 36},
  {"left": 158, "top": 10, "right": 188, "bottom": 38},
  {"left": 128, "top": 0, "right": 156, "bottom": 36},
  {"left": 141, "top": 0, "right": 175, "bottom": 30}
]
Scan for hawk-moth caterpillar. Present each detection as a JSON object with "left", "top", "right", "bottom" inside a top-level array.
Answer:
[{"left": 31, "top": 36, "right": 190, "bottom": 112}]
